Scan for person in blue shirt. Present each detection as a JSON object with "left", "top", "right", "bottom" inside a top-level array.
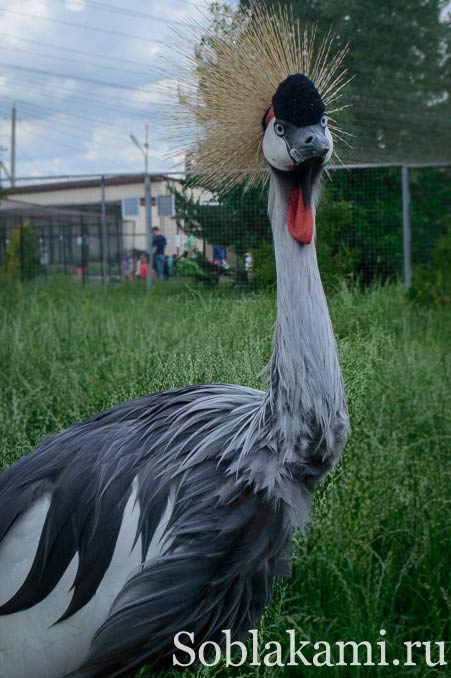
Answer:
[
  {"left": 213, "top": 244, "right": 225, "bottom": 265},
  {"left": 152, "top": 227, "right": 167, "bottom": 281}
]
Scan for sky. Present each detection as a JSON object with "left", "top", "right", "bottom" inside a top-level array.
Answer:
[{"left": 0, "top": 0, "right": 226, "bottom": 182}]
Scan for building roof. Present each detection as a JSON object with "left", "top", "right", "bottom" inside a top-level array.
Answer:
[
  {"left": 0, "top": 197, "right": 105, "bottom": 219},
  {"left": 6, "top": 173, "right": 171, "bottom": 196}
]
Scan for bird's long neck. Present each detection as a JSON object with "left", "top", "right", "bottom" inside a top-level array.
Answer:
[{"left": 265, "top": 171, "right": 348, "bottom": 459}]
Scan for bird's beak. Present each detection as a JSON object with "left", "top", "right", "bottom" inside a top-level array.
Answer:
[
  {"left": 285, "top": 123, "right": 329, "bottom": 246},
  {"left": 286, "top": 123, "right": 330, "bottom": 167}
]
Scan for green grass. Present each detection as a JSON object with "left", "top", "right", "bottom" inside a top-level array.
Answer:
[{"left": 0, "top": 279, "right": 450, "bottom": 676}]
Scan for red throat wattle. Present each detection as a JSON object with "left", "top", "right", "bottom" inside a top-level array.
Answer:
[{"left": 287, "top": 187, "right": 314, "bottom": 245}]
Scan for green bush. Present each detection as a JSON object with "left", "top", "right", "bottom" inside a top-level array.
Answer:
[
  {"left": 4, "top": 224, "right": 42, "bottom": 281},
  {"left": 407, "top": 229, "right": 451, "bottom": 304},
  {"left": 250, "top": 242, "right": 276, "bottom": 288},
  {"left": 174, "top": 255, "right": 222, "bottom": 288},
  {"left": 316, "top": 198, "right": 361, "bottom": 292},
  {"left": 250, "top": 200, "right": 360, "bottom": 292},
  {"left": 174, "top": 257, "right": 203, "bottom": 278}
]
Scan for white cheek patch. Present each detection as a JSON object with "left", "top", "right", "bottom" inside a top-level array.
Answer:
[
  {"left": 324, "top": 127, "right": 333, "bottom": 164},
  {"left": 262, "top": 118, "right": 293, "bottom": 171}
]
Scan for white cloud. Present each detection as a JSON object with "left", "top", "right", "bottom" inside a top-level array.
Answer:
[
  {"left": 41, "top": 78, "right": 79, "bottom": 100},
  {"left": 81, "top": 121, "right": 184, "bottom": 173},
  {"left": 64, "top": 0, "right": 87, "bottom": 12},
  {"left": 131, "top": 78, "right": 179, "bottom": 106},
  {"left": 0, "top": 0, "right": 50, "bottom": 36}
]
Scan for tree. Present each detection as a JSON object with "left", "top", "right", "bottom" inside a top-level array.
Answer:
[
  {"left": 170, "top": 181, "right": 271, "bottom": 260},
  {"left": 5, "top": 223, "right": 42, "bottom": 281}
]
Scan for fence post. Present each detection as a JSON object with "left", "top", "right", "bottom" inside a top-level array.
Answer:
[
  {"left": 145, "top": 172, "right": 153, "bottom": 291},
  {"left": 63, "top": 232, "right": 67, "bottom": 275},
  {"left": 115, "top": 216, "right": 121, "bottom": 280},
  {"left": 401, "top": 165, "right": 412, "bottom": 288},
  {"left": 81, "top": 217, "right": 87, "bottom": 287},
  {"left": 101, "top": 175, "right": 108, "bottom": 288},
  {"left": 19, "top": 219, "right": 24, "bottom": 283}
]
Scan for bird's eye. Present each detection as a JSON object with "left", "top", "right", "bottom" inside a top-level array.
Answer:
[
  {"left": 321, "top": 115, "right": 328, "bottom": 128},
  {"left": 274, "top": 122, "right": 285, "bottom": 136}
]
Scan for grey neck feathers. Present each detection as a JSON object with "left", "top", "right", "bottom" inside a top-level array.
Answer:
[{"left": 264, "top": 171, "right": 349, "bottom": 460}]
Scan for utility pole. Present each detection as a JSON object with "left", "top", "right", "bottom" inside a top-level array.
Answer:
[
  {"left": 11, "top": 105, "right": 16, "bottom": 188},
  {"left": 130, "top": 125, "right": 153, "bottom": 290}
]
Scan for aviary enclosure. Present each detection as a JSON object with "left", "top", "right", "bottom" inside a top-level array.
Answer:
[{"left": 0, "top": 1, "right": 449, "bottom": 677}]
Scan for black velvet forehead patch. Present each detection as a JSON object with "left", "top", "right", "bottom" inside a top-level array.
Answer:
[{"left": 272, "top": 74, "right": 325, "bottom": 127}]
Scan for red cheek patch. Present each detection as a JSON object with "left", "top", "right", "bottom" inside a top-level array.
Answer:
[
  {"left": 287, "top": 187, "right": 314, "bottom": 245},
  {"left": 264, "top": 105, "right": 275, "bottom": 129}
]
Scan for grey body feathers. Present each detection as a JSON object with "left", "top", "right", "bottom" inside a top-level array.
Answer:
[{"left": 0, "top": 172, "right": 349, "bottom": 677}]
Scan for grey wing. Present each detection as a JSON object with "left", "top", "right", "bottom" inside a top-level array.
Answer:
[
  {"left": 69, "top": 459, "right": 292, "bottom": 678},
  {"left": 0, "top": 383, "right": 292, "bottom": 677},
  {"left": 0, "top": 384, "right": 264, "bottom": 621}
]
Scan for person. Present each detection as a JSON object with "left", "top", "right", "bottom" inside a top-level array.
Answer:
[
  {"left": 121, "top": 253, "right": 132, "bottom": 280},
  {"left": 164, "top": 254, "right": 174, "bottom": 278},
  {"left": 183, "top": 230, "right": 197, "bottom": 259},
  {"left": 138, "top": 254, "right": 149, "bottom": 280},
  {"left": 213, "top": 244, "right": 225, "bottom": 266},
  {"left": 152, "top": 226, "right": 167, "bottom": 280},
  {"left": 126, "top": 255, "right": 135, "bottom": 280},
  {"left": 134, "top": 254, "right": 141, "bottom": 280}
]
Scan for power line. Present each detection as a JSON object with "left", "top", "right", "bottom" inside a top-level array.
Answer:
[
  {"left": 0, "top": 99, "right": 146, "bottom": 134},
  {"left": 0, "top": 32, "right": 167, "bottom": 72},
  {"left": 0, "top": 75, "right": 169, "bottom": 123},
  {"left": 0, "top": 7, "right": 174, "bottom": 46},
  {"left": 0, "top": 61, "right": 174, "bottom": 96},
  {"left": 41, "top": 0, "right": 195, "bottom": 28},
  {"left": 0, "top": 97, "right": 132, "bottom": 136},
  {"left": 0, "top": 102, "right": 151, "bottom": 159},
  {"left": 0, "top": 102, "right": 123, "bottom": 154},
  {"left": 0, "top": 44, "right": 165, "bottom": 81},
  {"left": 0, "top": 102, "right": 116, "bottom": 141},
  {"left": 0, "top": 102, "right": 168, "bottom": 174},
  {"left": 11, "top": 125, "right": 133, "bottom": 173}
]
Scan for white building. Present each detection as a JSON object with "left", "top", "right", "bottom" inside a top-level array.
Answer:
[{"left": 6, "top": 174, "right": 192, "bottom": 257}]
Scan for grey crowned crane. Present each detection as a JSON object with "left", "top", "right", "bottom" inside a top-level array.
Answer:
[{"left": 0, "top": 5, "right": 350, "bottom": 677}]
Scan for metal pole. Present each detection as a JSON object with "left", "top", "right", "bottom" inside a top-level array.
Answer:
[
  {"left": 11, "top": 106, "right": 16, "bottom": 188},
  {"left": 63, "top": 232, "right": 67, "bottom": 275},
  {"left": 401, "top": 165, "right": 412, "bottom": 288},
  {"left": 19, "top": 218, "right": 24, "bottom": 282},
  {"left": 144, "top": 124, "right": 149, "bottom": 175},
  {"left": 100, "top": 175, "right": 108, "bottom": 288},
  {"left": 81, "top": 217, "right": 87, "bottom": 287},
  {"left": 145, "top": 172, "right": 153, "bottom": 290},
  {"left": 130, "top": 128, "right": 152, "bottom": 290}
]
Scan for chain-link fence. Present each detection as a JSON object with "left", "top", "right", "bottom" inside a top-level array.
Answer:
[{"left": 0, "top": 164, "right": 449, "bottom": 291}]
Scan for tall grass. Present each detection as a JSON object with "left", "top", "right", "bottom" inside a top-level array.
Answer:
[{"left": 0, "top": 279, "right": 449, "bottom": 676}]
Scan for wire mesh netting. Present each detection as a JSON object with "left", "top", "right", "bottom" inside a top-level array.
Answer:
[
  {"left": 0, "top": 165, "right": 449, "bottom": 292},
  {"left": 0, "top": 199, "right": 124, "bottom": 284}
]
